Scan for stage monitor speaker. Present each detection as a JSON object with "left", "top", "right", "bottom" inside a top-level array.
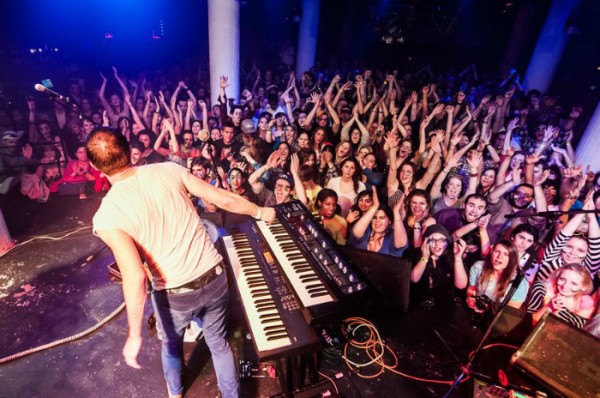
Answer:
[
  {"left": 340, "top": 246, "right": 411, "bottom": 312},
  {"left": 510, "top": 313, "right": 600, "bottom": 398}
]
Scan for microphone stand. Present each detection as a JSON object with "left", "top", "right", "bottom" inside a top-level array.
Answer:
[
  {"left": 36, "top": 87, "right": 97, "bottom": 126},
  {"left": 443, "top": 261, "right": 534, "bottom": 398}
]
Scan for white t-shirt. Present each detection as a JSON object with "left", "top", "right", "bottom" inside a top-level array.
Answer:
[{"left": 93, "top": 163, "right": 222, "bottom": 290}]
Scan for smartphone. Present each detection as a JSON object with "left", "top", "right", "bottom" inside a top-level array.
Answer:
[{"left": 42, "top": 79, "right": 54, "bottom": 89}]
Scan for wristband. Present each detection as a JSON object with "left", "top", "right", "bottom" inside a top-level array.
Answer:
[
  {"left": 420, "top": 257, "right": 428, "bottom": 263},
  {"left": 253, "top": 207, "right": 262, "bottom": 220},
  {"left": 469, "top": 173, "right": 479, "bottom": 177}
]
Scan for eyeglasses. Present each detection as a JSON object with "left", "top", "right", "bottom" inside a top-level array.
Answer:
[
  {"left": 513, "top": 192, "right": 533, "bottom": 200},
  {"left": 229, "top": 174, "right": 242, "bottom": 180},
  {"left": 275, "top": 183, "right": 291, "bottom": 192},
  {"left": 428, "top": 238, "right": 448, "bottom": 245}
]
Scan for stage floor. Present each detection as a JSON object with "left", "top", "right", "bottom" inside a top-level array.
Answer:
[{"left": 0, "top": 189, "right": 501, "bottom": 398}]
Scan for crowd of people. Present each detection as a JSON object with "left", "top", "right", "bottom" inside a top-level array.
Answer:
[{"left": 2, "top": 62, "right": 600, "bottom": 332}]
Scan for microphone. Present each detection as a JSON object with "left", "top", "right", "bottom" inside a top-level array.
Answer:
[{"left": 34, "top": 84, "right": 67, "bottom": 101}]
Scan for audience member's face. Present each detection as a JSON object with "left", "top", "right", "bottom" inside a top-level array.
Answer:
[
  {"left": 510, "top": 154, "right": 525, "bottom": 170},
  {"left": 279, "top": 144, "right": 290, "bottom": 159},
  {"left": 428, "top": 232, "right": 448, "bottom": 257},
  {"left": 371, "top": 210, "right": 390, "bottom": 234},
  {"left": 284, "top": 126, "right": 295, "bottom": 141},
  {"left": 192, "top": 121, "right": 201, "bottom": 134},
  {"left": 543, "top": 184, "right": 557, "bottom": 204},
  {"left": 337, "top": 142, "right": 351, "bottom": 159},
  {"left": 80, "top": 98, "right": 92, "bottom": 111},
  {"left": 317, "top": 114, "right": 328, "bottom": 126},
  {"left": 444, "top": 177, "right": 462, "bottom": 200},
  {"left": 494, "top": 133, "right": 505, "bottom": 150},
  {"left": 358, "top": 195, "right": 373, "bottom": 212},
  {"left": 110, "top": 94, "right": 121, "bottom": 107},
  {"left": 138, "top": 134, "right": 151, "bottom": 149},
  {"left": 480, "top": 169, "right": 496, "bottom": 188},
  {"left": 510, "top": 186, "right": 534, "bottom": 209},
  {"left": 148, "top": 102, "right": 157, "bottom": 113},
  {"left": 92, "top": 113, "right": 103, "bottom": 125},
  {"left": 319, "top": 196, "right": 337, "bottom": 219},
  {"left": 222, "top": 127, "right": 234, "bottom": 144},
  {"left": 119, "top": 118, "right": 129, "bottom": 129},
  {"left": 82, "top": 120, "right": 94, "bottom": 134},
  {"left": 304, "top": 154, "right": 316, "bottom": 167},
  {"left": 274, "top": 179, "right": 292, "bottom": 204},
  {"left": 211, "top": 128, "right": 222, "bottom": 141},
  {"left": 231, "top": 109, "right": 242, "bottom": 125},
  {"left": 313, "top": 129, "right": 325, "bottom": 144},
  {"left": 38, "top": 123, "right": 52, "bottom": 139},
  {"left": 362, "top": 154, "right": 376, "bottom": 170},
  {"left": 177, "top": 100, "right": 187, "bottom": 113},
  {"left": 212, "top": 105, "right": 221, "bottom": 117},
  {"left": 491, "top": 244, "right": 510, "bottom": 272},
  {"left": 182, "top": 133, "right": 193, "bottom": 147},
  {"left": 350, "top": 129, "right": 360, "bottom": 143},
  {"left": 70, "top": 122, "right": 82, "bottom": 136},
  {"left": 357, "top": 147, "right": 370, "bottom": 162},
  {"left": 191, "top": 164, "right": 207, "bottom": 179},
  {"left": 399, "top": 141, "right": 412, "bottom": 157},
  {"left": 463, "top": 197, "right": 486, "bottom": 223},
  {"left": 297, "top": 133, "right": 309, "bottom": 149},
  {"left": 556, "top": 270, "right": 584, "bottom": 298},
  {"left": 341, "top": 160, "right": 356, "bottom": 179},
  {"left": 297, "top": 112, "right": 307, "bottom": 126},
  {"left": 258, "top": 117, "right": 268, "bottom": 131},
  {"left": 131, "top": 148, "right": 142, "bottom": 165},
  {"left": 561, "top": 237, "right": 588, "bottom": 264},
  {"left": 228, "top": 170, "right": 244, "bottom": 190},
  {"left": 399, "top": 164, "right": 414, "bottom": 185},
  {"left": 75, "top": 146, "right": 88, "bottom": 162},
  {"left": 410, "top": 195, "right": 428, "bottom": 218},
  {"left": 512, "top": 231, "right": 535, "bottom": 254}
]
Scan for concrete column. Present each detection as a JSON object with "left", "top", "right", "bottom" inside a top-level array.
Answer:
[
  {"left": 523, "top": 0, "right": 580, "bottom": 93},
  {"left": 575, "top": 102, "right": 600, "bottom": 170},
  {"left": 208, "top": 0, "right": 240, "bottom": 105},
  {"left": 296, "top": 0, "right": 321, "bottom": 77}
]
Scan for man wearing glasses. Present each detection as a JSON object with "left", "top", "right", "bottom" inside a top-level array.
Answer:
[{"left": 486, "top": 182, "right": 548, "bottom": 242}]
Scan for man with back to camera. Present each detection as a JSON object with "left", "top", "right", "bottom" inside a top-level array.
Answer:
[{"left": 86, "top": 128, "right": 275, "bottom": 398}]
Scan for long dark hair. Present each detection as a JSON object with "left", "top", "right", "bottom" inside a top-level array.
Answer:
[
  {"left": 340, "top": 157, "right": 362, "bottom": 193},
  {"left": 478, "top": 240, "right": 520, "bottom": 301}
]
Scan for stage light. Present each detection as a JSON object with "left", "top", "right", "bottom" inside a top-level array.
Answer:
[
  {"left": 38, "top": 48, "right": 42, "bottom": 53},
  {"left": 30, "top": 49, "right": 36, "bottom": 54}
]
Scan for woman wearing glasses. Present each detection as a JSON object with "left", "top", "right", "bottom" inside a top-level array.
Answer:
[{"left": 410, "top": 224, "right": 468, "bottom": 308}]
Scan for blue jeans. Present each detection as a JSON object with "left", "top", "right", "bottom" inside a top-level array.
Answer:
[{"left": 151, "top": 271, "right": 239, "bottom": 397}]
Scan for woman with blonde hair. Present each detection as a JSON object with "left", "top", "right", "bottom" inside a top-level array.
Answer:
[{"left": 526, "top": 264, "right": 595, "bottom": 329}]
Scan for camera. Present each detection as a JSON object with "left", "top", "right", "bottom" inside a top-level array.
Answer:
[{"left": 474, "top": 295, "right": 493, "bottom": 313}]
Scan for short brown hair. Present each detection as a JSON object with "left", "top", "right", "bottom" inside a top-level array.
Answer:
[{"left": 86, "top": 128, "right": 131, "bottom": 176}]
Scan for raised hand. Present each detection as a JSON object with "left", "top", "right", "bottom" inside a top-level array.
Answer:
[
  {"left": 525, "top": 152, "right": 545, "bottom": 165},
  {"left": 290, "top": 153, "right": 300, "bottom": 174},
  {"left": 111, "top": 66, "right": 119, "bottom": 77},
  {"left": 341, "top": 81, "right": 353, "bottom": 91},
  {"left": 266, "top": 149, "right": 282, "bottom": 168},
  {"left": 507, "top": 117, "right": 519, "bottom": 131},
  {"left": 445, "top": 151, "right": 463, "bottom": 169},
  {"left": 453, "top": 238, "right": 467, "bottom": 256},
  {"left": 22, "top": 143, "right": 33, "bottom": 159},
  {"left": 219, "top": 76, "right": 229, "bottom": 89},
  {"left": 534, "top": 169, "right": 550, "bottom": 187},
  {"left": 198, "top": 99, "right": 206, "bottom": 109},
  {"left": 346, "top": 210, "right": 360, "bottom": 224},
  {"left": 100, "top": 72, "right": 107, "bottom": 82},
  {"left": 477, "top": 214, "right": 491, "bottom": 230},
  {"left": 371, "top": 185, "right": 380, "bottom": 210},
  {"left": 431, "top": 103, "right": 445, "bottom": 116},
  {"left": 467, "top": 151, "right": 483, "bottom": 171},
  {"left": 242, "top": 89, "right": 253, "bottom": 102},
  {"left": 384, "top": 132, "right": 399, "bottom": 150}
]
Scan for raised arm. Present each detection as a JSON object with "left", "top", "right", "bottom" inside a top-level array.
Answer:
[
  {"left": 352, "top": 186, "right": 379, "bottom": 240},
  {"left": 289, "top": 154, "right": 307, "bottom": 205},
  {"left": 392, "top": 197, "right": 408, "bottom": 249}
]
